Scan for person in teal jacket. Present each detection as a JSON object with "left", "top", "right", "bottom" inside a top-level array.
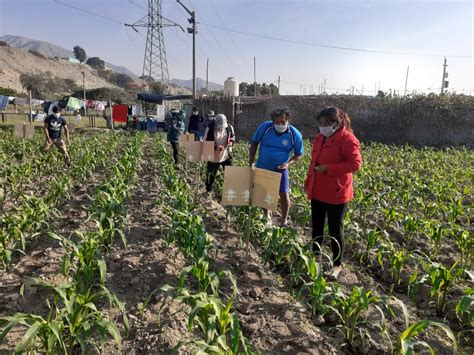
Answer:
[{"left": 167, "top": 109, "right": 185, "bottom": 165}]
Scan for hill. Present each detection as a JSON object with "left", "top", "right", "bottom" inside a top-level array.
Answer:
[
  {"left": 0, "top": 46, "right": 116, "bottom": 95},
  {"left": 0, "top": 34, "right": 139, "bottom": 79},
  {"left": 170, "top": 77, "right": 223, "bottom": 91}
]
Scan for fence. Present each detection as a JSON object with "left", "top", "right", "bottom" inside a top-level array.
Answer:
[{"left": 194, "top": 95, "right": 474, "bottom": 147}]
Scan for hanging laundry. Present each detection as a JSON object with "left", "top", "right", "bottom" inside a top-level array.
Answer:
[
  {"left": 13, "top": 97, "right": 27, "bottom": 105},
  {"left": 30, "top": 99, "right": 44, "bottom": 106},
  {"left": 112, "top": 104, "right": 128, "bottom": 123},
  {"left": 34, "top": 113, "right": 46, "bottom": 122},
  {"left": 43, "top": 101, "right": 52, "bottom": 113},
  {"left": 0, "top": 95, "right": 9, "bottom": 110},
  {"left": 48, "top": 101, "right": 59, "bottom": 115},
  {"left": 87, "top": 100, "right": 95, "bottom": 109},
  {"left": 66, "top": 97, "right": 81, "bottom": 110},
  {"left": 94, "top": 101, "right": 105, "bottom": 111}
]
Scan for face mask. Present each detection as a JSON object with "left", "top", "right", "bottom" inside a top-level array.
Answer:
[
  {"left": 319, "top": 122, "right": 337, "bottom": 137},
  {"left": 54, "top": 113, "right": 61, "bottom": 118},
  {"left": 274, "top": 123, "right": 288, "bottom": 133},
  {"left": 193, "top": 111, "right": 198, "bottom": 115}
]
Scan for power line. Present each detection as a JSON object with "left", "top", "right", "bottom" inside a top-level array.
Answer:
[
  {"left": 183, "top": 0, "right": 246, "bottom": 79},
  {"left": 207, "top": 0, "right": 248, "bottom": 70},
  {"left": 203, "top": 23, "right": 473, "bottom": 59},
  {"left": 53, "top": 0, "right": 125, "bottom": 25}
]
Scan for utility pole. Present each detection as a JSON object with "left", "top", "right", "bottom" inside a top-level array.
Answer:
[
  {"left": 277, "top": 75, "right": 280, "bottom": 95},
  {"left": 404, "top": 65, "right": 409, "bottom": 96},
  {"left": 176, "top": 0, "right": 197, "bottom": 98},
  {"left": 82, "top": 70, "right": 87, "bottom": 115},
  {"left": 206, "top": 58, "right": 209, "bottom": 92},
  {"left": 126, "top": 0, "right": 184, "bottom": 86},
  {"left": 441, "top": 57, "right": 448, "bottom": 94},
  {"left": 323, "top": 78, "right": 327, "bottom": 93},
  {"left": 253, "top": 56, "right": 257, "bottom": 96}
]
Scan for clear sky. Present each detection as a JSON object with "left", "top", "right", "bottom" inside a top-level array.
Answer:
[{"left": 0, "top": 0, "right": 472, "bottom": 95}]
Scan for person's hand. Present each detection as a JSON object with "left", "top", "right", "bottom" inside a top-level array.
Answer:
[
  {"left": 314, "top": 164, "right": 327, "bottom": 173},
  {"left": 277, "top": 162, "right": 289, "bottom": 170},
  {"left": 47, "top": 139, "right": 52, "bottom": 145},
  {"left": 67, "top": 139, "right": 71, "bottom": 145}
]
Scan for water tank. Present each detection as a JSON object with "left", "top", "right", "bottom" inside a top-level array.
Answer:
[{"left": 224, "top": 77, "right": 239, "bottom": 97}]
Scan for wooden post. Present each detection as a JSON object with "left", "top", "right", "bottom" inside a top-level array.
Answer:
[
  {"left": 28, "top": 90, "right": 32, "bottom": 124},
  {"left": 109, "top": 99, "right": 114, "bottom": 130},
  {"left": 244, "top": 164, "right": 255, "bottom": 278}
]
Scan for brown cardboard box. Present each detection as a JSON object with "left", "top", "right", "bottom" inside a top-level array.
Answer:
[
  {"left": 221, "top": 166, "right": 281, "bottom": 211},
  {"left": 14, "top": 123, "right": 35, "bottom": 139},
  {"left": 201, "top": 141, "right": 216, "bottom": 162}
]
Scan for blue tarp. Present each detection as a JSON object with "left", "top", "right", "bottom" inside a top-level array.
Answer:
[{"left": 137, "top": 93, "right": 193, "bottom": 103}]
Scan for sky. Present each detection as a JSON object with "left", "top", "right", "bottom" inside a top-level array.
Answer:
[{"left": 0, "top": 0, "right": 472, "bottom": 95}]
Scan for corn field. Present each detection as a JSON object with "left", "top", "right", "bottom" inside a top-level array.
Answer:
[{"left": 0, "top": 127, "right": 472, "bottom": 354}]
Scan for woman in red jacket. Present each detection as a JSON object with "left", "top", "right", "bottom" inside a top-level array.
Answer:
[{"left": 304, "top": 106, "right": 362, "bottom": 279}]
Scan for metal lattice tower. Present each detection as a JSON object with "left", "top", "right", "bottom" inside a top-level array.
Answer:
[{"left": 127, "top": 0, "right": 183, "bottom": 84}]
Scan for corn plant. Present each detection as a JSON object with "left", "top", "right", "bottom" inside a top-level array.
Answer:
[
  {"left": 428, "top": 262, "right": 463, "bottom": 316},
  {"left": 0, "top": 279, "right": 126, "bottom": 353},
  {"left": 328, "top": 286, "right": 388, "bottom": 351},
  {"left": 397, "top": 320, "right": 457, "bottom": 354}
]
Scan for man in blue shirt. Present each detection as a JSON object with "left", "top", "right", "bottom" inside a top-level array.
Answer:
[
  {"left": 44, "top": 105, "right": 70, "bottom": 164},
  {"left": 249, "top": 109, "right": 304, "bottom": 226}
]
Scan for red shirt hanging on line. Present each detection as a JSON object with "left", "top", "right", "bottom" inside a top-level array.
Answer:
[{"left": 112, "top": 105, "right": 128, "bottom": 123}]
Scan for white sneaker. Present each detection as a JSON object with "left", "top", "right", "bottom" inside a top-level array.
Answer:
[{"left": 328, "top": 265, "right": 342, "bottom": 280}]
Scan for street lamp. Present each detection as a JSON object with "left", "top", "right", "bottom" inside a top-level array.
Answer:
[{"left": 176, "top": 0, "right": 197, "bottom": 99}]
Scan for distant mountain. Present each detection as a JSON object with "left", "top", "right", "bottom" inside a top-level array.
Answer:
[
  {"left": 171, "top": 77, "right": 223, "bottom": 91},
  {"left": 0, "top": 34, "right": 139, "bottom": 79}
]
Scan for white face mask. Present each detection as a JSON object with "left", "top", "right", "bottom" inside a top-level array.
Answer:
[
  {"left": 319, "top": 122, "right": 337, "bottom": 137},
  {"left": 54, "top": 113, "right": 61, "bottom": 118},
  {"left": 193, "top": 111, "right": 198, "bottom": 115},
  {"left": 274, "top": 123, "right": 288, "bottom": 133}
]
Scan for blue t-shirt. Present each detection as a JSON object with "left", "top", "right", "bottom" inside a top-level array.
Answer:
[{"left": 251, "top": 120, "right": 304, "bottom": 171}]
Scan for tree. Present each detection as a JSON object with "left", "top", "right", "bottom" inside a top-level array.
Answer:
[
  {"left": 115, "top": 73, "right": 135, "bottom": 88},
  {"left": 139, "top": 75, "right": 154, "bottom": 83},
  {"left": 151, "top": 81, "right": 167, "bottom": 94},
  {"left": 239, "top": 82, "right": 279, "bottom": 96},
  {"left": 73, "top": 45, "right": 87, "bottom": 63},
  {"left": 86, "top": 57, "right": 105, "bottom": 70}
]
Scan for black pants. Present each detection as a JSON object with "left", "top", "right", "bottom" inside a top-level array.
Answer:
[
  {"left": 311, "top": 199, "right": 348, "bottom": 266},
  {"left": 170, "top": 142, "right": 179, "bottom": 164},
  {"left": 206, "top": 157, "right": 233, "bottom": 192}
]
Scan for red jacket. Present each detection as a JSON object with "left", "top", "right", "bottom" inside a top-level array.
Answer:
[{"left": 304, "top": 127, "right": 362, "bottom": 204}]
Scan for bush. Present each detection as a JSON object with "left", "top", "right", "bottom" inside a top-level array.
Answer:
[
  {"left": 86, "top": 57, "right": 105, "bottom": 70},
  {"left": 0, "top": 86, "right": 20, "bottom": 96},
  {"left": 20, "top": 72, "right": 79, "bottom": 99},
  {"left": 28, "top": 50, "right": 47, "bottom": 59},
  {"left": 97, "top": 70, "right": 135, "bottom": 89},
  {"left": 0, "top": 41, "right": 9, "bottom": 47},
  {"left": 72, "top": 87, "right": 135, "bottom": 104}
]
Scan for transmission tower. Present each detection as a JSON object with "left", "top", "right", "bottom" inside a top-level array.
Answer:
[{"left": 126, "top": 0, "right": 183, "bottom": 84}]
